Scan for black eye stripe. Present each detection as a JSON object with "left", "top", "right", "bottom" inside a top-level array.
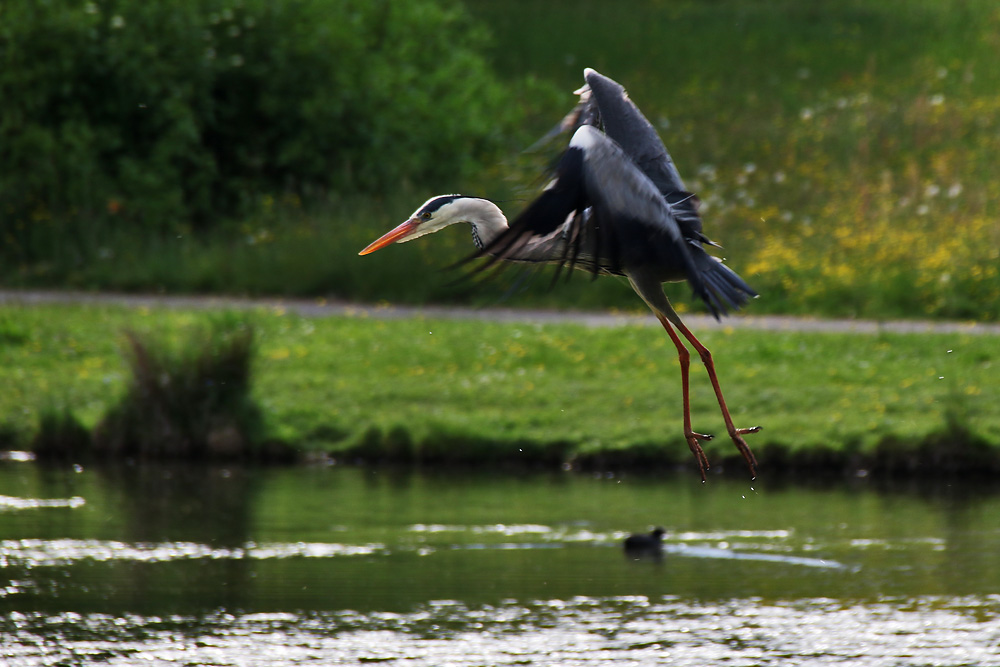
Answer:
[{"left": 418, "top": 195, "right": 462, "bottom": 216}]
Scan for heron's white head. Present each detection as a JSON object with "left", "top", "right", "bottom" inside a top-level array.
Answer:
[{"left": 359, "top": 195, "right": 503, "bottom": 255}]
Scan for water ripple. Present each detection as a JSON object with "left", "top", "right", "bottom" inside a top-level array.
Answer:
[
  {"left": 0, "top": 539, "right": 384, "bottom": 567},
  {"left": 3, "top": 595, "right": 999, "bottom": 666},
  {"left": 0, "top": 495, "right": 86, "bottom": 511},
  {"left": 409, "top": 523, "right": 553, "bottom": 536}
]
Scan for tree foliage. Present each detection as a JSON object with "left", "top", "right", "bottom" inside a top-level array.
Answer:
[{"left": 0, "top": 0, "right": 517, "bottom": 253}]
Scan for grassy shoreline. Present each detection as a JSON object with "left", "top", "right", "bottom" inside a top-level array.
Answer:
[{"left": 2, "top": 302, "right": 997, "bottom": 476}]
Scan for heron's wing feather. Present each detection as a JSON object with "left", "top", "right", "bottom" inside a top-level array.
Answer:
[
  {"left": 472, "top": 145, "right": 586, "bottom": 272},
  {"left": 577, "top": 126, "right": 747, "bottom": 316},
  {"left": 477, "top": 127, "right": 705, "bottom": 291},
  {"left": 584, "top": 69, "right": 685, "bottom": 196},
  {"left": 571, "top": 126, "right": 685, "bottom": 246},
  {"left": 583, "top": 69, "right": 705, "bottom": 239},
  {"left": 470, "top": 126, "right": 751, "bottom": 319},
  {"left": 527, "top": 85, "right": 600, "bottom": 152}
]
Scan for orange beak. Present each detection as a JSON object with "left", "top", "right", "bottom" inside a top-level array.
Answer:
[{"left": 358, "top": 219, "right": 421, "bottom": 256}]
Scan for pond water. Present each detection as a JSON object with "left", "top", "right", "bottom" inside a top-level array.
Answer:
[{"left": 1, "top": 458, "right": 999, "bottom": 666}]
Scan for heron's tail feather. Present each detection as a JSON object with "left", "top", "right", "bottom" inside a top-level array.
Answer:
[{"left": 692, "top": 252, "right": 757, "bottom": 320}]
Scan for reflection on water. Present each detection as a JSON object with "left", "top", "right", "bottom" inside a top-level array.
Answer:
[
  {"left": 2, "top": 460, "right": 1000, "bottom": 665},
  {"left": 2, "top": 538, "right": 385, "bottom": 566},
  {"left": 4, "top": 596, "right": 1000, "bottom": 666}
]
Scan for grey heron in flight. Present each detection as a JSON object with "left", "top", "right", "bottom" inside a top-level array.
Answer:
[{"left": 359, "top": 68, "right": 760, "bottom": 480}]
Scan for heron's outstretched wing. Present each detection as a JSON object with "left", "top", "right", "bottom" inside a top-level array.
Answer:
[
  {"left": 581, "top": 70, "right": 756, "bottom": 314},
  {"left": 532, "top": 69, "right": 708, "bottom": 244},
  {"left": 583, "top": 69, "right": 685, "bottom": 193},
  {"left": 476, "top": 126, "right": 714, "bottom": 302},
  {"left": 582, "top": 69, "right": 711, "bottom": 243}
]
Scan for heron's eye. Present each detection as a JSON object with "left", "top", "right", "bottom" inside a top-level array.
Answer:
[{"left": 421, "top": 212, "right": 432, "bottom": 220}]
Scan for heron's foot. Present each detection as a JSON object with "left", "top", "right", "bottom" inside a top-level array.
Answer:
[
  {"left": 727, "top": 425, "right": 762, "bottom": 480},
  {"left": 684, "top": 431, "right": 714, "bottom": 482}
]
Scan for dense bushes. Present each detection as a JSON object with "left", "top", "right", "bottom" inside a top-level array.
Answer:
[{"left": 0, "top": 0, "right": 518, "bottom": 258}]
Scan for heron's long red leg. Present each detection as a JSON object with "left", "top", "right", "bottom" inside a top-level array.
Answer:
[
  {"left": 656, "top": 314, "right": 713, "bottom": 480},
  {"left": 673, "top": 319, "right": 761, "bottom": 479}
]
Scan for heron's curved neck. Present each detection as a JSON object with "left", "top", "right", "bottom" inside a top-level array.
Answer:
[{"left": 454, "top": 198, "right": 508, "bottom": 250}]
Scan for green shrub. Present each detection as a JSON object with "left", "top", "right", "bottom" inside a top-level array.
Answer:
[
  {"left": 93, "top": 318, "right": 281, "bottom": 460},
  {"left": 0, "top": 0, "right": 517, "bottom": 259}
]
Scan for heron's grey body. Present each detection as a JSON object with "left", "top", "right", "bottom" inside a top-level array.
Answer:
[
  {"left": 476, "top": 69, "right": 756, "bottom": 328},
  {"left": 359, "top": 68, "right": 761, "bottom": 479}
]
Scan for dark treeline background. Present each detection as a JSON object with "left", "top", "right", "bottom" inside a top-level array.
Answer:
[{"left": 2, "top": 0, "right": 998, "bottom": 320}]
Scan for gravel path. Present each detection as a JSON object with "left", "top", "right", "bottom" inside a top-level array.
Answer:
[{"left": 2, "top": 288, "right": 998, "bottom": 336}]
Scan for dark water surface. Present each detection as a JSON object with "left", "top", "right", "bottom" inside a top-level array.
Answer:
[{"left": 2, "top": 458, "right": 999, "bottom": 665}]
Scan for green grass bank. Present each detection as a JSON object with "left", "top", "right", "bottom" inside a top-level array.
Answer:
[{"left": 3, "top": 302, "right": 998, "bottom": 476}]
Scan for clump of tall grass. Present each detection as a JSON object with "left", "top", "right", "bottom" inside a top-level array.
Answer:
[{"left": 91, "top": 319, "right": 288, "bottom": 461}]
